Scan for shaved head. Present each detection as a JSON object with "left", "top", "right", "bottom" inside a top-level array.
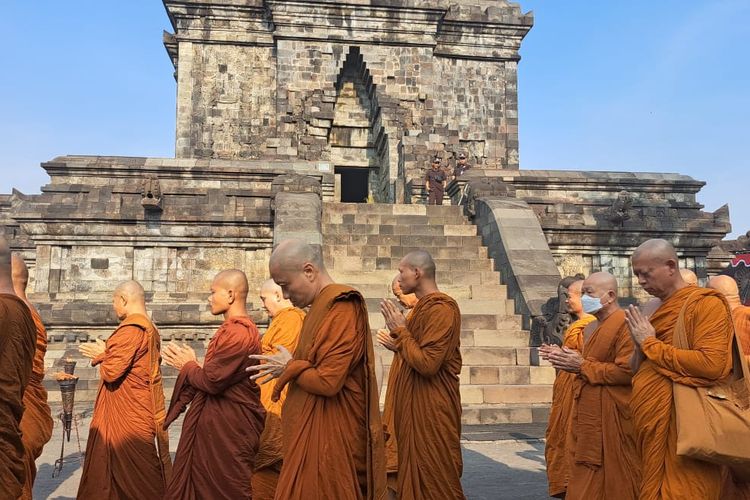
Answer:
[
  {"left": 581, "top": 271, "right": 619, "bottom": 316},
  {"left": 401, "top": 250, "right": 436, "bottom": 280},
  {"left": 261, "top": 278, "right": 283, "bottom": 295},
  {"left": 214, "top": 269, "right": 249, "bottom": 297},
  {"left": 112, "top": 280, "right": 147, "bottom": 320},
  {"left": 632, "top": 239, "right": 684, "bottom": 300},
  {"left": 0, "top": 236, "right": 13, "bottom": 293},
  {"left": 586, "top": 272, "right": 618, "bottom": 296},
  {"left": 707, "top": 275, "right": 741, "bottom": 310},
  {"left": 259, "top": 278, "right": 293, "bottom": 317},
  {"left": 270, "top": 239, "right": 324, "bottom": 272},
  {"left": 679, "top": 269, "right": 698, "bottom": 286},
  {"left": 11, "top": 253, "right": 28, "bottom": 289},
  {"left": 565, "top": 279, "right": 585, "bottom": 316},
  {"left": 269, "top": 239, "right": 332, "bottom": 309}
]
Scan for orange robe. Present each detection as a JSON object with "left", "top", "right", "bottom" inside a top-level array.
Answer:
[
  {"left": 545, "top": 314, "right": 596, "bottom": 497},
  {"left": 566, "top": 309, "right": 640, "bottom": 499},
  {"left": 0, "top": 294, "right": 36, "bottom": 499},
  {"left": 77, "top": 313, "right": 172, "bottom": 500},
  {"left": 18, "top": 307, "right": 53, "bottom": 500},
  {"left": 252, "top": 307, "right": 304, "bottom": 500},
  {"left": 721, "top": 305, "right": 750, "bottom": 499},
  {"left": 272, "top": 284, "right": 386, "bottom": 500},
  {"left": 385, "top": 292, "right": 464, "bottom": 500},
  {"left": 631, "top": 287, "right": 733, "bottom": 500},
  {"left": 164, "top": 316, "right": 265, "bottom": 500}
]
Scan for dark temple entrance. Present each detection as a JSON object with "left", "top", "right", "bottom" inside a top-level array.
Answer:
[{"left": 337, "top": 167, "right": 369, "bottom": 203}]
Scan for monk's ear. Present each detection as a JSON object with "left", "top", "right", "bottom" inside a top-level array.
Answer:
[
  {"left": 302, "top": 262, "right": 316, "bottom": 281},
  {"left": 226, "top": 289, "right": 235, "bottom": 305}
]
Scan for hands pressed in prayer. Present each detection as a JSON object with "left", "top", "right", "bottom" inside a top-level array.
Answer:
[
  {"left": 79, "top": 338, "right": 106, "bottom": 359},
  {"left": 162, "top": 342, "right": 198, "bottom": 371},
  {"left": 377, "top": 328, "right": 397, "bottom": 352},
  {"left": 247, "top": 345, "right": 293, "bottom": 384},
  {"left": 538, "top": 343, "right": 563, "bottom": 361},
  {"left": 547, "top": 347, "right": 584, "bottom": 373},
  {"left": 624, "top": 305, "right": 656, "bottom": 347},
  {"left": 380, "top": 299, "right": 406, "bottom": 332}
]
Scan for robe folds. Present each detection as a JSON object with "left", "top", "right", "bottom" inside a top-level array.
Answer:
[
  {"left": 18, "top": 307, "right": 53, "bottom": 500},
  {"left": 77, "top": 313, "right": 172, "bottom": 500},
  {"left": 386, "top": 292, "right": 465, "bottom": 500},
  {"left": 272, "top": 284, "right": 386, "bottom": 500},
  {"left": 631, "top": 287, "right": 733, "bottom": 500},
  {"left": 0, "top": 294, "right": 36, "bottom": 500},
  {"left": 252, "top": 307, "right": 305, "bottom": 500},
  {"left": 566, "top": 309, "right": 640, "bottom": 499},
  {"left": 544, "top": 314, "right": 596, "bottom": 497},
  {"left": 164, "top": 316, "right": 265, "bottom": 500}
]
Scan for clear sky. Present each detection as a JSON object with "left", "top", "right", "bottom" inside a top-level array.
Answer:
[{"left": 1, "top": 1, "right": 747, "bottom": 237}]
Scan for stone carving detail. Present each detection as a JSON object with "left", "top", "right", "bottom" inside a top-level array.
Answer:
[
  {"left": 607, "top": 190, "right": 633, "bottom": 225},
  {"left": 141, "top": 174, "right": 163, "bottom": 211}
]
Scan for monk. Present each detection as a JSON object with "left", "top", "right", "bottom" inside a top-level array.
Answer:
[
  {"left": 77, "top": 280, "right": 171, "bottom": 499},
  {"left": 540, "top": 277, "right": 596, "bottom": 498},
  {"left": 680, "top": 268, "right": 698, "bottom": 286},
  {"left": 708, "top": 275, "right": 750, "bottom": 357},
  {"left": 252, "top": 279, "right": 304, "bottom": 500},
  {"left": 11, "top": 254, "right": 53, "bottom": 500},
  {"left": 379, "top": 250, "right": 464, "bottom": 500},
  {"left": 162, "top": 270, "right": 265, "bottom": 500},
  {"left": 707, "top": 274, "right": 750, "bottom": 499},
  {"left": 377, "top": 274, "right": 420, "bottom": 498},
  {"left": 0, "top": 237, "right": 36, "bottom": 499},
  {"left": 247, "top": 239, "right": 386, "bottom": 499},
  {"left": 546, "top": 272, "right": 640, "bottom": 499},
  {"left": 625, "top": 239, "right": 734, "bottom": 500}
]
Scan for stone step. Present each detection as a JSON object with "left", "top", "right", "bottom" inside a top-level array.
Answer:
[
  {"left": 368, "top": 313, "right": 519, "bottom": 333},
  {"left": 325, "top": 254, "right": 494, "bottom": 273},
  {"left": 323, "top": 213, "right": 470, "bottom": 226},
  {"left": 363, "top": 298, "right": 512, "bottom": 315},
  {"left": 461, "top": 404, "right": 551, "bottom": 425},
  {"left": 323, "top": 223, "right": 477, "bottom": 237},
  {"left": 460, "top": 384, "right": 553, "bottom": 405},
  {"left": 324, "top": 234, "right": 482, "bottom": 249},
  {"left": 340, "top": 282, "right": 508, "bottom": 301},
  {"left": 333, "top": 269, "right": 499, "bottom": 285},
  {"left": 462, "top": 329, "right": 530, "bottom": 348},
  {"left": 323, "top": 203, "right": 462, "bottom": 217}
]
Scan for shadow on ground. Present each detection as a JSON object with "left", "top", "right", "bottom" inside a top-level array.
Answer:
[{"left": 461, "top": 440, "right": 547, "bottom": 500}]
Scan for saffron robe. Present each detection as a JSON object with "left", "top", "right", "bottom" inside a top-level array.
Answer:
[
  {"left": 566, "top": 309, "right": 640, "bottom": 499},
  {"left": 386, "top": 292, "right": 465, "bottom": 500},
  {"left": 252, "top": 307, "right": 304, "bottom": 500},
  {"left": 631, "top": 287, "right": 733, "bottom": 500},
  {"left": 0, "top": 294, "right": 35, "bottom": 499},
  {"left": 77, "top": 313, "right": 172, "bottom": 500},
  {"left": 164, "top": 316, "right": 265, "bottom": 500},
  {"left": 18, "top": 307, "right": 53, "bottom": 500},
  {"left": 545, "top": 314, "right": 596, "bottom": 497},
  {"left": 272, "top": 284, "right": 386, "bottom": 500}
]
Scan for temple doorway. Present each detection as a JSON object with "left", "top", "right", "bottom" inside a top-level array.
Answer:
[{"left": 337, "top": 167, "right": 369, "bottom": 203}]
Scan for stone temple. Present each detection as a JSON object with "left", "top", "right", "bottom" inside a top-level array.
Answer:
[{"left": 0, "top": 0, "right": 743, "bottom": 424}]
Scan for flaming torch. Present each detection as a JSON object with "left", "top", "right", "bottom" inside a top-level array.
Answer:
[{"left": 55, "top": 371, "right": 79, "bottom": 442}]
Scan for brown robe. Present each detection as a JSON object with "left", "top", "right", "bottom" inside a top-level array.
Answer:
[
  {"left": 272, "top": 284, "right": 386, "bottom": 500},
  {"left": 386, "top": 292, "right": 464, "bottom": 500},
  {"left": 252, "top": 307, "right": 304, "bottom": 500},
  {"left": 77, "top": 313, "right": 172, "bottom": 500},
  {"left": 0, "top": 294, "right": 36, "bottom": 499},
  {"left": 18, "top": 307, "right": 53, "bottom": 500},
  {"left": 631, "top": 287, "right": 733, "bottom": 500},
  {"left": 566, "top": 309, "right": 640, "bottom": 499},
  {"left": 164, "top": 316, "right": 265, "bottom": 500},
  {"left": 545, "top": 314, "right": 596, "bottom": 497}
]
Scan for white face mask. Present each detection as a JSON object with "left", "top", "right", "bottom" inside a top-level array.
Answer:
[{"left": 581, "top": 294, "right": 605, "bottom": 314}]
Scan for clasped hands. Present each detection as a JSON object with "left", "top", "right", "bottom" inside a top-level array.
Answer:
[
  {"left": 247, "top": 345, "right": 293, "bottom": 385},
  {"left": 377, "top": 299, "right": 406, "bottom": 352},
  {"left": 162, "top": 343, "right": 198, "bottom": 371},
  {"left": 624, "top": 305, "right": 656, "bottom": 347},
  {"left": 539, "top": 344, "right": 583, "bottom": 373},
  {"left": 79, "top": 339, "right": 106, "bottom": 360}
]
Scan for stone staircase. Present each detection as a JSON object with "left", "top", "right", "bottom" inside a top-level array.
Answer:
[{"left": 323, "top": 202, "right": 554, "bottom": 424}]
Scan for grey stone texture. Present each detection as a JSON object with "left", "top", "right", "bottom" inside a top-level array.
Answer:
[{"left": 164, "top": 0, "right": 533, "bottom": 201}]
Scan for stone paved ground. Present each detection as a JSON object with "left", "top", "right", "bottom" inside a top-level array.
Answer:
[{"left": 34, "top": 407, "right": 549, "bottom": 499}]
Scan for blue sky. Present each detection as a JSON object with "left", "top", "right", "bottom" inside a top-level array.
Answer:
[{"left": 1, "top": 1, "right": 747, "bottom": 237}]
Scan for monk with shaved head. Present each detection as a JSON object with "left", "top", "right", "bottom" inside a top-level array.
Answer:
[
  {"left": 252, "top": 279, "right": 304, "bottom": 499},
  {"left": 546, "top": 272, "right": 639, "bottom": 499},
  {"left": 0, "top": 238, "right": 35, "bottom": 499},
  {"left": 626, "top": 239, "right": 734, "bottom": 499},
  {"left": 680, "top": 268, "right": 698, "bottom": 286},
  {"left": 541, "top": 277, "right": 596, "bottom": 498},
  {"left": 379, "top": 250, "right": 464, "bottom": 499},
  {"left": 11, "top": 254, "right": 53, "bottom": 500},
  {"left": 248, "top": 239, "right": 386, "bottom": 499},
  {"left": 77, "top": 280, "right": 172, "bottom": 499},
  {"left": 162, "top": 269, "right": 265, "bottom": 499}
]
